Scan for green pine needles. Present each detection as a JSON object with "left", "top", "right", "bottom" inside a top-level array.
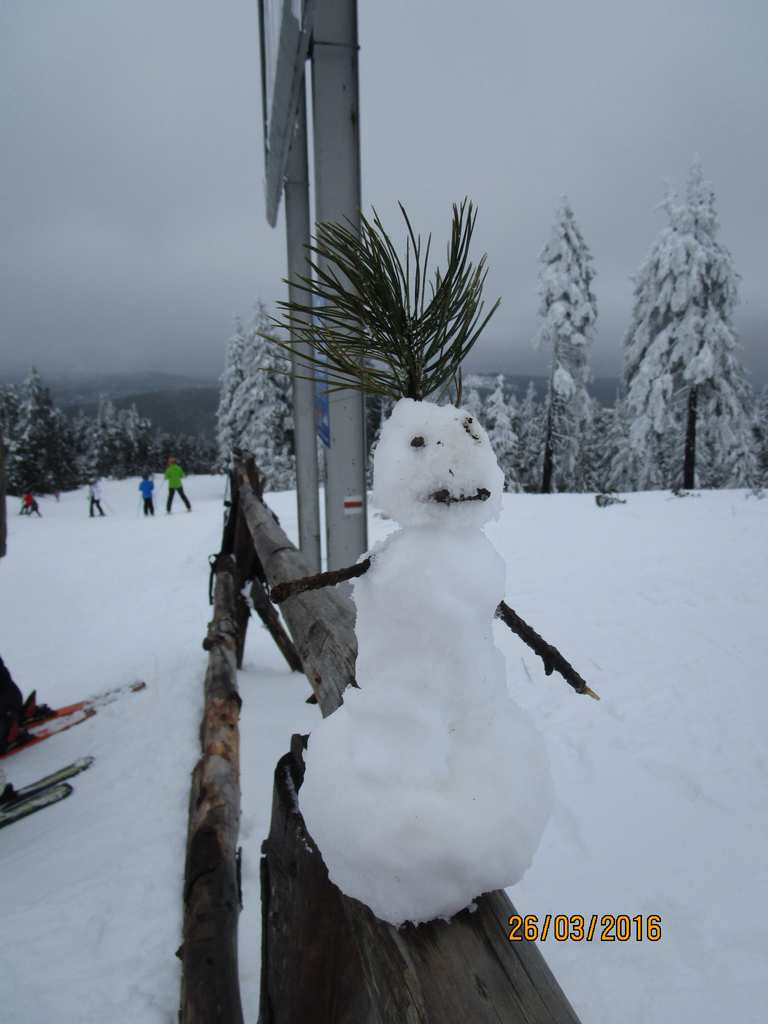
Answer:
[{"left": 272, "top": 200, "right": 500, "bottom": 402}]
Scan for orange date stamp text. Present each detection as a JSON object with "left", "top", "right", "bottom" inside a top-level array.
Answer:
[{"left": 507, "top": 914, "right": 662, "bottom": 943}]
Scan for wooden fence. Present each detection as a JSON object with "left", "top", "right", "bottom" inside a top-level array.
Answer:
[{"left": 180, "top": 453, "right": 583, "bottom": 1023}]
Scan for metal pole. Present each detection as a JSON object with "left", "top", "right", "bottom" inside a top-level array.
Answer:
[
  {"left": 310, "top": 0, "right": 368, "bottom": 569},
  {"left": 284, "top": 82, "right": 321, "bottom": 572}
]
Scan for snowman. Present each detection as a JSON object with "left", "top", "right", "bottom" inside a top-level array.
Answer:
[
  {"left": 296, "top": 398, "right": 553, "bottom": 926},
  {"left": 271, "top": 202, "right": 579, "bottom": 926}
]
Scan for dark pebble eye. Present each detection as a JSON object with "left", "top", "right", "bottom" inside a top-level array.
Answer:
[
  {"left": 410, "top": 436, "right": 425, "bottom": 448},
  {"left": 462, "top": 416, "right": 480, "bottom": 441}
]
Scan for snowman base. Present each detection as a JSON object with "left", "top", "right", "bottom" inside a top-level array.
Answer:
[{"left": 258, "top": 735, "right": 581, "bottom": 1024}]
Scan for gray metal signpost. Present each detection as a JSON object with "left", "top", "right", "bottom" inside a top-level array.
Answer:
[
  {"left": 284, "top": 87, "right": 321, "bottom": 571},
  {"left": 259, "top": 0, "right": 321, "bottom": 570},
  {"left": 310, "top": 0, "right": 368, "bottom": 568},
  {"left": 259, "top": 0, "right": 367, "bottom": 570}
]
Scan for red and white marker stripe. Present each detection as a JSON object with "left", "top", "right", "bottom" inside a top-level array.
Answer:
[{"left": 343, "top": 495, "right": 364, "bottom": 516}]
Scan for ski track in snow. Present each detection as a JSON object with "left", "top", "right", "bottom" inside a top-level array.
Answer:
[{"left": 0, "top": 479, "right": 766, "bottom": 1022}]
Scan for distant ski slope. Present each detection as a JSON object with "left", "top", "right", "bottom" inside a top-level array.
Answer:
[{"left": 0, "top": 478, "right": 766, "bottom": 1022}]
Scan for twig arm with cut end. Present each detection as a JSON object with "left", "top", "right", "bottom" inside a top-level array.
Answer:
[
  {"left": 495, "top": 600, "right": 600, "bottom": 700},
  {"left": 270, "top": 561, "right": 598, "bottom": 701},
  {"left": 270, "top": 557, "right": 372, "bottom": 604}
]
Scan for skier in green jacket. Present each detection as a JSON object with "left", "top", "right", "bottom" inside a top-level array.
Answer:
[{"left": 164, "top": 457, "right": 192, "bottom": 513}]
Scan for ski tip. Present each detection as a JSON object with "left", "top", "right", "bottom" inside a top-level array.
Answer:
[{"left": 0, "top": 782, "right": 74, "bottom": 830}]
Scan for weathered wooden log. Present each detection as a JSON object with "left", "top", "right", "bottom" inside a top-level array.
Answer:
[
  {"left": 259, "top": 736, "right": 581, "bottom": 1024},
  {"left": 180, "top": 554, "right": 244, "bottom": 1024},
  {"left": 233, "top": 456, "right": 356, "bottom": 716},
  {"left": 232, "top": 505, "right": 303, "bottom": 674}
]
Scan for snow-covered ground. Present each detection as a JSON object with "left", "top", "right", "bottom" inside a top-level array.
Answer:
[{"left": 0, "top": 478, "right": 766, "bottom": 1022}]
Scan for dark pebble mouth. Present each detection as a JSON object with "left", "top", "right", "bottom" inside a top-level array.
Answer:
[{"left": 429, "top": 488, "right": 491, "bottom": 506}]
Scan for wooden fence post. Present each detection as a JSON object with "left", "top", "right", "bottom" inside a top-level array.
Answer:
[
  {"left": 179, "top": 554, "right": 244, "bottom": 1024},
  {"left": 233, "top": 455, "right": 356, "bottom": 716}
]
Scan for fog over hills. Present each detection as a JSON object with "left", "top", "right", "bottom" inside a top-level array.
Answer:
[{"left": 0, "top": 369, "right": 624, "bottom": 441}]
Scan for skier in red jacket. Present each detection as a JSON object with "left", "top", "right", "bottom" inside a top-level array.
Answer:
[{"left": 20, "top": 492, "right": 42, "bottom": 517}]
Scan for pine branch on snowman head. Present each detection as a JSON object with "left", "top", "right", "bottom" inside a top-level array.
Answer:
[{"left": 271, "top": 199, "right": 501, "bottom": 402}]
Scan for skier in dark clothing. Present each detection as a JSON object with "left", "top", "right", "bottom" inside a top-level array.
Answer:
[
  {"left": 0, "top": 658, "right": 52, "bottom": 785},
  {"left": 138, "top": 474, "right": 155, "bottom": 516},
  {"left": 0, "top": 656, "right": 24, "bottom": 767},
  {"left": 0, "top": 657, "right": 23, "bottom": 801}
]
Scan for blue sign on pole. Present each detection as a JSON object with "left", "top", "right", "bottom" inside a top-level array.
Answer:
[
  {"left": 315, "top": 364, "right": 331, "bottom": 448},
  {"left": 313, "top": 297, "right": 331, "bottom": 447}
]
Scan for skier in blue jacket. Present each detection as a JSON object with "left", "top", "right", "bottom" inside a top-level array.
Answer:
[{"left": 138, "top": 474, "right": 155, "bottom": 516}]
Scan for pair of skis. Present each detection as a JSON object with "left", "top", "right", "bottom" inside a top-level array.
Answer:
[
  {"left": 1, "top": 680, "right": 146, "bottom": 759},
  {"left": 0, "top": 757, "right": 95, "bottom": 830},
  {"left": 0, "top": 680, "right": 147, "bottom": 829}
]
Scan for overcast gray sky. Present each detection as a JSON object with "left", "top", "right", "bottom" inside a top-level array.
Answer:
[{"left": 1, "top": 0, "right": 766, "bottom": 385}]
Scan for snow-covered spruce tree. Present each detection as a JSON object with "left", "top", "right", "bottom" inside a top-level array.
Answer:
[
  {"left": 11, "top": 368, "right": 60, "bottom": 493},
  {"left": 266, "top": 201, "right": 597, "bottom": 927},
  {"left": 229, "top": 303, "right": 295, "bottom": 490},
  {"left": 216, "top": 316, "right": 249, "bottom": 468},
  {"left": 115, "top": 404, "right": 154, "bottom": 477},
  {"left": 578, "top": 400, "right": 621, "bottom": 493},
  {"left": 0, "top": 385, "right": 20, "bottom": 492},
  {"left": 536, "top": 199, "right": 597, "bottom": 493},
  {"left": 70, "top": 410, "right": 94, "bottom": 484},
  {"left": 461, "top": 385, "right": 484, "bottom": 423},
  {"left": 484, "top": 375, "right": 519, "bottom": 491},
  {"left": 571, "top": 392, "right": 600, "bottom": 492},
  {"left": 48, "top": 408, "right": 81, "bottom": 491},
  {"left": 601, "top": 391, "right": 635, "bottom": 492},
  {"left": 514, "top": 381, "right": 545, "bottom": 492},
  {"left": 623, "top": 161, "right": 756, "bottom": 490},
  {"left": 753, "top": 386, "right": 768, "bottom": 488},
  {"left": 86, "top": 398, "right": 127, "bottom": 479}
]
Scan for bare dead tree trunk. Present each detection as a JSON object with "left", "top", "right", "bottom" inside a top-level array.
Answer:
[
  {"left": 180, "top": 554, "right": 244, "bottom": 1024},
  {"left": 683, "top": 385, "right": 698, "bottom": 490},
  {"left": 541, "top": 397, "right": 555, "bottom": 494},
  {"left": 259, "top": 736, "right": 582, "bottom": 1024}
]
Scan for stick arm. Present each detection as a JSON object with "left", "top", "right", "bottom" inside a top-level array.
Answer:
[
  {"left": 495, "top": 600, "right": 600, "bottom": 700},
  {"left": 272, "top": 566, "right": 599, "bottom": 701},
  {"left": 270, "top": 557, "right": 372, "bottom": 604}
]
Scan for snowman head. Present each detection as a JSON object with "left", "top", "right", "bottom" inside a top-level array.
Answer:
[{"left": 372, "top": 398, "right": 504, "bottom": 528}]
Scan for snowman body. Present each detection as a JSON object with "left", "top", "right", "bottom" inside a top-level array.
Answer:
[{"left": 300, "top": 398, "right": 553, "bottom": 926}]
